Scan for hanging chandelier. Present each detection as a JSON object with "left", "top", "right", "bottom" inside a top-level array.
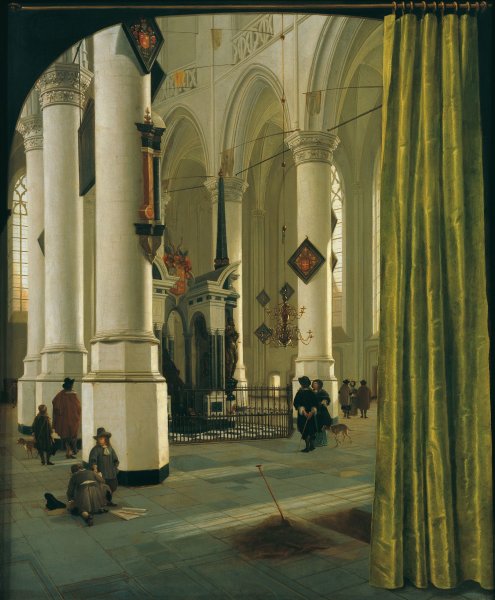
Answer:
[{"left": 264, "top": 287, "right": 313, "bottom": 348}]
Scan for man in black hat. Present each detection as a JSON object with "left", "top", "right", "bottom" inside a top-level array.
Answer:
[
  {"left": 89, "top": 427, "right": 119, "bottom": 502},
  {"left": 293, "top": 376, "right": 319, "bottom": 452},
  {"left": 52, "top": 378, "right": 81, "bottom": 458},
  {"left": 339, "top": 379, "right": 352, "bottom": 419}
]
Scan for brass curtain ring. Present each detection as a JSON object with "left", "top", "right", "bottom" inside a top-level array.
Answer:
[
  {"left": 392, "top": 0, "right": 397, "bottom": 14},
  {"left": 409, "top": 1, "right": 414, "bottom": 12},
  {"left": 466, "top": 1, "right": 471, "bottom": 11},
  {"left": 421, "top": 0, "right": 427, "bottom": 14},
  {"left": 401, "top": 1, "right": 406, "bottom": 15},
  {"left": 480, "top": 1, "right": 487, "bottom": 11},
  {"left": 453, "top": 1, "right": 458, "bottom": 12}
]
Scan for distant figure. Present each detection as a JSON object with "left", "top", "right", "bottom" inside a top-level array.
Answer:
[
  {"left": 339, "top": 379, "right": 351, "bottom": 419},
  {"left": 52, "top": 378, "right": 81, "bottom": 459},
  {"left": 293, "top": 376, "right": 319, "bottom": 453},
  {"left": 31, "top": 404, "right": 54, "bottom": 466},
  {"left": 349, "top": 380, "right": 358, "bottom": 416},
  {"left": 357, "top": 380, "right": 372, "bottom": 418},
  {"left": 66, "top": 464, "right": 109, "bottom": 526},
  {"left": 89, "top": 428, "right": 119, "bottom": 500},
  {"left": 312, "top": 379, "right": 332, "bottom": 447}
]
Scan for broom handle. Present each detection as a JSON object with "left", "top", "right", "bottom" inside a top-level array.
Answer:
[{"left": 256, "top": 464, "right": 286, "bottom": 521}]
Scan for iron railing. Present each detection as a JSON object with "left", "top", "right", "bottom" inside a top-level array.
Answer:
[{"left": 168, "top": 385, "right": 294, "bottom": 444}]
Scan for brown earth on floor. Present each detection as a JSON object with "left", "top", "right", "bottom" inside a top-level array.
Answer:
[
  {"left": 313, "top": 508, "right": 372, "bottom": 544},
  {"left": 232, "top": 514, "right": 334, "bottom": 559}
]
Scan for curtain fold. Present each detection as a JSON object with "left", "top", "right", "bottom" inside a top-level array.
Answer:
[{"left": 370, "top": 12, "right": 493, "bottom": 590}]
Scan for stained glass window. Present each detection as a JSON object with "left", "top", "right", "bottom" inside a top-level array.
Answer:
[
  {"left": 331, "top": 165, "right": 343, "bottom": 327},
  {"left": 9, "top": 174, "right": 29, "bottom": 314}
]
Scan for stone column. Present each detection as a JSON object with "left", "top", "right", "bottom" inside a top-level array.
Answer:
[
  {"left": 286, "top": 131, "right": 340, "bottom": 419},
  {"left": 204, "top": 176, "right": 249, "bottom": 385},
  {"left": 35, "top": 59, "right": 92, "bottom": 413},
  {"left": 16, "top": 92, "right": 44, "bottom": 432},
  {"left": 82, "top": 25, "right": 168, "bottom": 485},
  {"left": 251, "top": 208, "right": 266, "bottom": 385}
]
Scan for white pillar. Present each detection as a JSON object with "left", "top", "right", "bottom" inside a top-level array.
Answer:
[
  {"left": 204, "top": 176, "right": 249, "bottom": 385},
  {"left": 16, "top": 92, "right": 44, "bottom": 431},
  {"left": 82, "top": 25, "right": 168, "bottom": 485},
  {"left": 251, "top": 208, "right": 267, "bottom": 385},
  {"left": 35, "top": 60, "right": 92, "bottom": 414},
  {"left": 286, "top": 131, "right": 340, "bottom": 419}
]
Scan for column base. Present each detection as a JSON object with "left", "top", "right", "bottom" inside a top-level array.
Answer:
[
  {"left": 82, "top": 377, "right": 169, "bottom": 486},
  {"left": 293, "top": 357, "right": 339, "bottom": 422},
  {"left": 18, "top": 356, "right": 41, "bottom": 431},
  {"left": 233, "top": 365, "right": 248, "bottom": 405},
  {"left": 117, "top": 464, "right": 169, "bottom": 486}
]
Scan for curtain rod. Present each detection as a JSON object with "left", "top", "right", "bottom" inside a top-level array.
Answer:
[{"left": 8, "top": 2, "right": 492, "bottom": 12}]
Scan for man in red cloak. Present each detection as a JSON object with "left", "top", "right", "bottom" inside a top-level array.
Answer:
[{"left": 52, "top": 378, "right": 81, "bottom": 459}]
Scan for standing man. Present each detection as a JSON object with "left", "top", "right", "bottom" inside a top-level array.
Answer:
[
  {"left": 89, "top": 427, "right": 119, "bottom": 503},
  {"left": 293, "top": 376, "right": 319, "bottom": 453},
  {"left": 339, "top": 379, "right": 351, "bottom": 419},
  {"left": 356, "top": 379, "right": 372, "bottom": 418},
  {"left": 52, "top": 378, "right": 81, "bottom": 459}
]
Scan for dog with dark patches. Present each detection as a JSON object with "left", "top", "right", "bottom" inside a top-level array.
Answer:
[
  {"left": 17, "top": 438, "right": 37, "bottom": 458},
  {"left": 329, "top": 424, "right": 352, "bottom": 446}
]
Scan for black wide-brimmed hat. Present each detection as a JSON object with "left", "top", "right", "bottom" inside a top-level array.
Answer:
[
  {"left": 360, "top": 380, "right": 367, "bottom": 385},
  {"left": 93, "top": 427, "right": 112, "bottom": 440},
  {"left": 62, "top": 377, "right": 75, "bottom": 389},
  {"left": 298, "top": 376, "right": 311, "bottom": 387},
  {"left": 44, "top": 492, "right": 66, "bottom": 511},
  {"left": 343, "top": 379, "right": 350, "bottom": 384}
]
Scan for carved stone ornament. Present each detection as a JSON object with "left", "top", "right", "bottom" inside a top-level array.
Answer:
[
  {"left": 286, "top": 131, "right": 340, "bottom": 167},
  {"left": 36, "top": 63, "right": 92, "bottom": 109},
  {"left": 204, "top": 176, "right": 248, "bottom": 203},
  {"left": 16, "top": 115, "right": 43, "bottom": 152}
]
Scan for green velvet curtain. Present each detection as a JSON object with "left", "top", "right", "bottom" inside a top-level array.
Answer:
[{"left": 370, "top": 12, "right": 493, "bottom": 590}]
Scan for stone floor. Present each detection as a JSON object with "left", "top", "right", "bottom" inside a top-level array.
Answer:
[{"left": 0, "top": 403, "right": 492, "bottom": 599}]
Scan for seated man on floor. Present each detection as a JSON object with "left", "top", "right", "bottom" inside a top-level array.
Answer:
[{"left": 66, "top": 463, "right": 111, "bottom": 526}]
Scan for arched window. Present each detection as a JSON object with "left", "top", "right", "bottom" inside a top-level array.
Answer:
[
  {"left": 372, "top": 153, "right": 381, "bottom": 333},
  {"left": 331, "top": 165, "right": 344, "bottom": 327},
  {"left": 8, "top": 174, "right": 29, "bottom": 314}
]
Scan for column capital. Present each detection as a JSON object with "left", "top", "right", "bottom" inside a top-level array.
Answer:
[
  {"left": 204, "top": 176, "right": 249, "bottom": 203},
  {"left": 286, "top": 130, "right": 340, "bottom": 167},
  {"left": 251, "top": 208, "right": 266, "bottom": 218},
  {"left": 36, "top": 62, "right": 93, "bottom": 110},
  {"left": 16, "top": 114, "right": 43, "bottom": 152}
]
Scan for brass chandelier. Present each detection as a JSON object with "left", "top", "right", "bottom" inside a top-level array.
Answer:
[{"left": 264, "top": 288, "right": 313, "bottom": 348}]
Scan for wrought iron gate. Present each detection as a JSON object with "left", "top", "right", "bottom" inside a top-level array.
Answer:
[{"left": 168, "top": 385, "right": 294, "bottom": 444}]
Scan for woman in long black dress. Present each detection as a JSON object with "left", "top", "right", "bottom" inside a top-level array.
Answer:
[
  {"left": 293, "top": 376, "right": 319, "bottom": 452},
  {"left": 312, "top": 379, "right": 332, "bottom": 446}
]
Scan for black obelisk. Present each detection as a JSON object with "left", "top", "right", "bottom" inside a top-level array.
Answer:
[{"left": 214, "top": 170, "right": 230, "bottom": 270}]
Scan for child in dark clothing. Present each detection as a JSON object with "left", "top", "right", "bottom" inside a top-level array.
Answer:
[{"left": 31, "top": 405, "right": 54, "bottom": 465}]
